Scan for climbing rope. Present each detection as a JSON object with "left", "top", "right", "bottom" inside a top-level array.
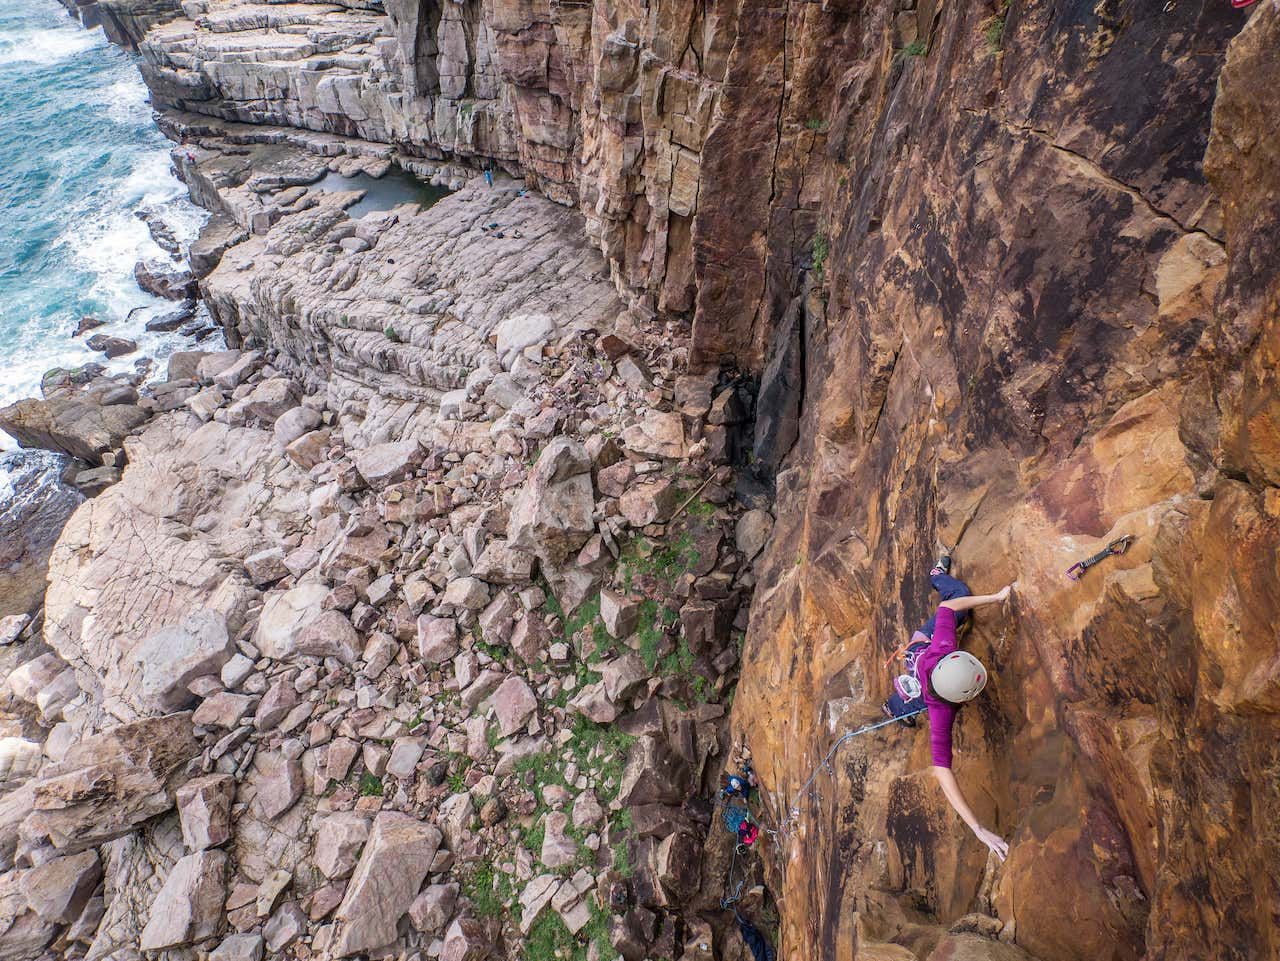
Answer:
[
  {"left": 720, "top": 840, "right": 750, "bottom": 908},
  {"left": 781, "top": 708, "right": 926, "bottom": 828}
]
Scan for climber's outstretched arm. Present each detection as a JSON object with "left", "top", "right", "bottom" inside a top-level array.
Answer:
[
  {"left": 933, "top": 765, "right": 1009, "bottom": 862},
  {"left": 939, "top": 582, "right": 1014, "bottom": 615}
]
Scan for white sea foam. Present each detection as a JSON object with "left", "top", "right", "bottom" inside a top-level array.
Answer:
[
  {"left": 0, "top": 25, "right": 100, "bottom": 67},
  {"left": 103, "top": 77, "right": 152, "bottom": 124}
]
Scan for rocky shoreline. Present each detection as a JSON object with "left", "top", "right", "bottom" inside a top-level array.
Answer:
[{"left": 0, "top": 15, "right": 770, "bottom": 955}]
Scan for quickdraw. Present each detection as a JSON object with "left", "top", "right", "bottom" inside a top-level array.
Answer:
[{"left": 1066, "top": 534, "right": 1132, "bottom": 581}]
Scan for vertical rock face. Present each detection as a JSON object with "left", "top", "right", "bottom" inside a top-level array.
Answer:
[{"left": 731, "top": 5, "right": 1279, "bottom": 961}]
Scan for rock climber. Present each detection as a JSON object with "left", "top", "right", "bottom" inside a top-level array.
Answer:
[
  {"left": 915, "top": 548, "right": 1013, "bottom": 862},
  {"left": 720, "top": 750, "right": 758, "bottom": 803}
]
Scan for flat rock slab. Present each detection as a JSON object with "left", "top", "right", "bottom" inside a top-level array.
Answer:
[{"left": 331, "top": 812, "right": 443, "bottom": 956}]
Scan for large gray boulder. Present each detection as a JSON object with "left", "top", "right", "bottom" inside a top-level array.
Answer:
[
  {"left": 138, "top": 849, "right": 228, "bottom": 950},
  {"left": 116, "top": 608, "right": 235, "bottom": 714},
  {"left": 507, "top": 437, "right": 595, "bottom": 566},
  {"left": 331, "top": 812, "right": 443, "bottom": 956}
]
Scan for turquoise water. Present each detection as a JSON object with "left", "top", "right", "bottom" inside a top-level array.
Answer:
[
  {"left": 314, "top": 168, "right": 452, "bottom": 219},
  {"left": 0, "top": 0, "right": 209, "bottom": 444}
]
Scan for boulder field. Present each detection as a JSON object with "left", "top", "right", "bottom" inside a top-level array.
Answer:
[{"left": 4, "top": 0, "right": 1275, "bottom": 960}]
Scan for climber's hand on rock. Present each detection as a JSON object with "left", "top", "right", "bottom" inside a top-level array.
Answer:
[
  {"left": 975, "top": 826, "right": 1008, "bottom": 862},
  {"left": 995, "top": 582, "right": 1015, "bottom": 603}
]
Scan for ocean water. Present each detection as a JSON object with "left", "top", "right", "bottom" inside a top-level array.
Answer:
[{"left": 0, "top": 0, "right": 211, "bottom": 446}]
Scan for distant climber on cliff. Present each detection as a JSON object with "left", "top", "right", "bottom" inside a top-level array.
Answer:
[{"left": 884, "top": 549, "right": 1014, "bottom": 861}]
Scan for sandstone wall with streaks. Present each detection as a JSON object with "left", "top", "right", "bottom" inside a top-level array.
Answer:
[{"left": 729, "top": 3, "right": 1280, "bottom": 961}]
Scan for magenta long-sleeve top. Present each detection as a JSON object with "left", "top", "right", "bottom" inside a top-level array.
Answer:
[{"left": 914, "top": 606, "right": 959, "bottom": 768}]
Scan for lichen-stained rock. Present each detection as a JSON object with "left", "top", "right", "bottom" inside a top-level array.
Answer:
[
  {"left": 138, "top": 848, "right": 228, "bottom": 951},
  {"left": 23, "top": 713, "right": 197, "bottom": 853},
  {"left": 330, "top": 812, "right": 443, "bottom": 957},
  {"left": 507, "top": 437, "right": 596, "bottom": 566}
]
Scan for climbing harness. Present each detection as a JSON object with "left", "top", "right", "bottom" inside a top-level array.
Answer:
[
  {"left": 785, "top": 709, "right": 925, "bottom": 822},
  {"left": 1066, "top": 534, "right": 1132, "bottom": 581}
]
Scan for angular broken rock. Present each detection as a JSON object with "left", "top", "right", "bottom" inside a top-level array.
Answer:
[
  {"left": 352, "top": 440, "right": 423, "bottom": 488},
  {"left": 409, "top": 882, "right": 459, "bottom": 934},
  {"left": 386, "top": 737, "right": 425, "bottom": 780},
  {"left": 442, "top": 576, "right": 489, "bottom": 610},
  {"left": 601, "top": 653, "right": 649, "bottom": 704},
  {"left": 176, "top": 773, "right": 235, "bottom": 851},
  {"left": 273, "top": 405, "right": 322, "bottom": 447},
  {"left": 618, "top": 478, "right": 679, "bottom": 527},
  {"left": 244, "top": 547, "right": 289, "bottom": 586},
  {"left": 0, "top": 614, "right": 29, "bottom": 646},
  {"left": 417, "top": 614, "right": 459, "bottom": 663},
  {"left": 510, "top": 611, "right": 551, "bottom": 664},
  {"left": 493, "top": 675, "right": 538, "bottom": 736},
  {"left": 193, "top": 692, "right": 255, "bottom": 729},
  {"left": 478, "top": 591, "right": 518, "bottom": 646},
  {"left": 315, "top": 812, "right": 371, "bottom": 880},
  {"left": 572, "top": 791, "right": 604, "bottom": 830},
  {"left": 24, "top": 712, "right": 198, "bottom": 852},
  {"left": 621, "top": 410, "right": 686, "bottom": 459},
  {"left": 735, "top": 509, "right": 774, "bottom": 560},
  {"left": 7, "top": 652, "right": 65, "bottom": 705},
  {"left": 254, "top": 678, "right": 299, "bottom": 731},
  {"left": 285, "top": 429, "right": 329, "bottom": 471},
  {"left": 240, "top": 377, "right": 298, "bottom": 424},
  {"left": 210, "top": 932, "right": 265, "bottom": 961},
  {"left": 294, "top": 609, "right": 360, "bottom": 663},
  {"left": 507, "top": 436, "right": 596, "bottom": 565},
  {"left": 442, "top": 916, "right": 489, "bottom": 961},
  {"left": 252, "top": 752, "right": 304, "bottom": 821},
  {"left": 470, "top": 540, "right": 535, "bottom": 584},
  {"left": 539, "top": 811, "right": 579, "bottom": 870},
  {"left": 331, "top": 812, "right": 443, "bottom": 956},
  {"left": 0, "top": 870, "right": 57, "bottom": 957},
  {"left": 253, "top": 583, "right": 336, "bottom": 660},
  {"left": 138, "top": 849, "right": 228, "bottom": 950},
  {"left": 656, "top": 830, "right": 702, "bottom": 904},
  {"left": 518, "top": 874, "right": 560, "bottom": 934},
  {"left": 264, "top": 901, "right": 306, "bottom": 952},
  {"left": 0, "top": 738, "right": 41, "bottom": 786},
  {"left": 600, "top": 590, "right": 640, "bottom": 639},
  {"left": 437, "top": 792, "right": 473, "bottom": 854},
  {"left": 568, "top": 681, "right": 618, "bottom": 724},
  {"left": 23, "top": 850, "right": 101, "bottom": 923}
]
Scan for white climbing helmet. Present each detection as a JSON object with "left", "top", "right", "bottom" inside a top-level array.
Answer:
[{"left": 930, "top": 651, "right": 988, "bottom": 703}]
